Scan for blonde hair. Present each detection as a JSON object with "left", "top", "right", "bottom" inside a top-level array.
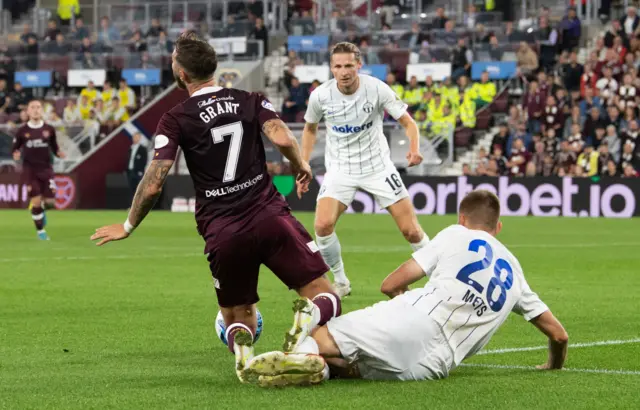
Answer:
[{"left": 330, "top": 42, "right": 361, "bottom": 63}]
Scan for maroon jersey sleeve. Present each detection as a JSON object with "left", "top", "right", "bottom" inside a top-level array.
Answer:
[
  {"left": 255, "top": 93, "right": 280, "bottom": 128},
  {"left": 153, "top": 113, "right": 181, "bottom": 160},
  {"left": 49, "top": 126, "right": 60, "bottom": 155},
  {"left": 12, "top": 130, "right": 23, "bottom": 152}
]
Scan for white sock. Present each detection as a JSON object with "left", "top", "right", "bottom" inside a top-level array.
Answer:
[
  {"left": 410, "top": 233, "right": 430, "bottom": 252},
  {"left": 294, "top": 335, "right": 320, "bottom": 354},
  {"left": 316, "top": 232, "right": 349, "bottom": 285}
]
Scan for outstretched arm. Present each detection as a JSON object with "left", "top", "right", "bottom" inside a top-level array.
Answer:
[
  {"left": 91, "top": 159, "right": 173, "bottom": 246},
  {"left": 530, "top": 310, "right": 568, "bottom": 370}
]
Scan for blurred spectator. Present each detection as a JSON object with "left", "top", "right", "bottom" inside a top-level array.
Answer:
[
  {"left": 77, "top": 95, "right": 93, "bottom": 119},
  {"left": 543, "top": 95, "right": 563, "bottom": 134},
  {"left": 470, "top": 71, "right": 495, "bottom": 109},
  {"left": 250, "top": 18, "right": 269, "bottom": 54},
  {"left": 596, "top": 66, "right": 619, "bottom": 104},
  {"left": 71, "top": 18, "right": 90, "bottom": 41},
  {"left": 559, "top": 7, "right": 581, "bottom": 52},
  {"left": 281, "top": 77, "right": 306, "bottom": 122},
  {"left": 542, "top": 127, "right": 558, "bottom": 153},
  {"left": 621, "top": 6, "right": 640, "bottom": 37},
  {"left": 490, "top": 145, "right": 508, "bottom": 174},
  {"left": 487, "top": 35, "right": 503, "bottom": 61},
  {"left": 118, "top": 79, "right": 136, "bottom": 110},
  {"left": 579, "top": 87, "right": 602, "bottom": 117},
  {"left": 563, "top": 51, "right": 583, "bottom": 97},
  {"left": 25, "top": 36, "right": 39, "bottom": 70},
  {"left": 99, "top": 17, "right": 120, "bottom": 51},
  {"left": 433, "top": 7, "right": 449, "bottom": 30},
  {"left": 8, "top": 82, "right": 30, "bottom": 114},
  {"left": 403, "top": 23, "right": 428, "bottom": 50},
  {"left": 593, "top": 126, "right": 606, "bottom": 149},
  {"left": 598, "top": 143, "right": 613, "bottom": 172},
  {"left": 47, "top": 33, "right": 71, "bottom": 56},
  {"left": 80, "top": 81, "right": 101, "bottom": 104},
  {"left": 604, "top": 124, "right": 622, "bottom": 162},
  {"left": 620, "top": 119, "right": 640, "bottom": 147},
  {"left": 247, "top": 0, "right": 264, "bottom": 19},
  {"left": 576, "top": 144, "right": 599, "bottom": 176},
  {"left": 525, "top": 161, "right": 537, "bottom": 177},
  {"left": 507, "top": 138, "right": 531, "bottom": 177},
  {"left": 403, "top": 76, "right": 422, "bottom": 112},
  {"left": 127, "top": 132, "right": 148, "bottom": 198},
  {"left": 0, "top": 42, "right": 16, "bottom": 83},
  {"left": 386, "top": 73, "right": 404, "bottom": 99},
  {"left": 81, "top": 52, "right": 99, "bottom": 69},
  {"left": 140, "top": 52, "right": 157, "bottom": 69},
  {"left": 485, "top": 158, "right": 501, "bottom": 177},
  {"left": 564, "top": 105, "right": 585, "bottom": 139},
  {"left": 623, "top": 164, "right": 639, "bottom": 177},
  {"left": 109, "top": 97, "right": 130, "bottom": 126},
  {"left": 507, "top": 106, "right": 523, "bottom": 135},
  {"left": 605, "top": 20, "right": 627, "bottom": 49},
  {"left": 606, "top": 105, "right": 622, "bottom": 130},
  {"left": 603, "top": 159, "right": 619, "bottom": 177},
  {"left": 57, "top": 0, "right": 81, "bottom": 26},
  {"left": 150, "top": 31, "right": 173, "bottom": 56},
  {"left": 620, "top": 140, "right": 640, "bottom": 172},
  {"left": 122, "top": 23, "right": 143, "bottom": 42},
  {"left": 568, "top": 123, "right": 585, "bottom": 153},
  {"left": 451, "top": 38, "right": 472, "bottom": 81},
  {"left": 360, "top": 40, "right": 380, "bottom": 65},
  {"left": 101, "top": 81, "right": 115, "bottom": 104},
  {"left": 43, "top": 19, "right": 61, "bottom": 42},
  {"left": 492, "top": 123, "right": 509, "bottom": 153},
  {"left": 93, "top": 100, "right": 109, "bottom": 123},
  {"left": 463, "top": 5, "right": 477, "bottom": 30},
  {"left": 525, "top": 80, "right": 544, "bottom": 134},
  {"left": 616, "top": 73, "right": 637, "bottom": 111},
  {"left": 20, "top": 23, "right": 37, "bottom": 44},
  {"left": 555, "top": 140, "right": 577, "bottom": 175},
  {"left": 510, "top": 122, "right": 532, "bottom": 154},
  {"left": 63, "top": 100, "right": 81, "bottom": 123},
  {"left": 0, "top": 79, "right": 9, "bottom": 113},
  {"left": 583, "top": 106, "right": 605, "bottom": 142},
  {"left": 462, "top": 163, "right": 473, "bottom": 176},
  {"left": 146, "top": 18, "right": 165, "bottom": 38},
  {"left": 442, "top": 21, "right": 458, "bottom": 47},
  {"left": 538, "top": 17, "right": 558, "bottom": 71}
]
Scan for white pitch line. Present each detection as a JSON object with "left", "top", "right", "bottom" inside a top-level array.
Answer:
[
  {"left": 460, "top": 363, "right": 640, "bottom": 376},
  {"left": 478, "top": 338, "right": 640, "bottom": 355}
]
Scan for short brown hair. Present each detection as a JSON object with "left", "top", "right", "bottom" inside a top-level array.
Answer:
[
  {"left": 330, "top": 42, "right": 361, "bottom": 63},
  {"left": 175, "top": 30, "right": 218, "bottom": 82},
  {"left": 459, "top": 190, "right": 500, "bottom": 230}
]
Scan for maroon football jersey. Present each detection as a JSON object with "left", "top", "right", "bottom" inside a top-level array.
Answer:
[
  {"left": 12, "top": 122, "right": 59, "bottom": 170},
  {"left": 153, "top": 86, "right": 284, "bottom": 236}
]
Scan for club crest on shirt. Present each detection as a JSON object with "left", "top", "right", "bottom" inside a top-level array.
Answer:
[
  {"left": 261, "top": 100, "right": 276, "bottom": 112},
  {"left": 42, "top": 130, "right": 50, "bottom": 139},
  {"left": 25, "top": 133, "right": 30, "bottom": 138},
  {"left": 363, "top": 102, "right": 374, "bottom": 114}
]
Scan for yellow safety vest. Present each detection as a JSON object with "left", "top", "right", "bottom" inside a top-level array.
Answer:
[
  {"left": 80, "top": 88, "right": 99, "bottom": 103},
  {"left": 432, "top": 114, "right": 457, "bottom": 138},
  {"left": 403, "top": 87, "right": 423, "bottom": 106},
  {"left": 472, "top": 82, "right": 497, "bottom": 103},
  {"left": 391, "top": 84, "right": 405, "bottom": 100},
  {"left": 78, "top": 102, "right": 93, "bottom": 120},
  {"left": 459, "top": 99, "right": 477, "bottom": 128},
  {"left": 101, "top": 89, "right": 115, "bottom": 104},
  {"left": 58, "top": 0, "right": 80, "bottom": 20},
  {"left": 427, "top": 99, "right": 446, "bottom": 122}
]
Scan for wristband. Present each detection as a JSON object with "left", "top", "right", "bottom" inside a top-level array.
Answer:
[{"left": 124, "top": 219, "right": 135, "bottom": 234}]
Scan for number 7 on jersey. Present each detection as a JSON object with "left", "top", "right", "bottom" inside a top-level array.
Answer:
[{"left": 211, "top": 121, "right": 244, "bottom": 182}]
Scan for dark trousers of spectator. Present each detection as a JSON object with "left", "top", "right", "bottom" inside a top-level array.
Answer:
[
  {"left": 561, "top": 35, "right": 580, "bottom": 52},
  {"left": 451, "top": 67, "right": 468, "bottom": 82},
  {"left": 127, "top": 170, "right": 142, "bottom": 200},
  {"left": 527, "top": 119, "right": 541, "bottom": 135}
]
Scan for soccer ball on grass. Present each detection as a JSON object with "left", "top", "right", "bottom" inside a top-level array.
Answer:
[{"left": 215, "top": 308, "right": 263, "bottom": 346}]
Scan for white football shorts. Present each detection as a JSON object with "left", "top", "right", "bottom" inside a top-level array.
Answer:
[
  {"left": 317, "top": 163, "right": 409, "bottom": 209},
  {"left": 326, "top": 292, "right": 454, "bottom": 381}
]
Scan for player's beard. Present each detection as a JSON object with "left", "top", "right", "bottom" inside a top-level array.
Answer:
[{"left": 174, "top": 71, "right": 187, "bottom": 89}]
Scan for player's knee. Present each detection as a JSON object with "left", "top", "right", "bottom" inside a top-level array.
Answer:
[
  {"left": 401, "top": 226, "right": 423, "bottom": 244},
  {"left": 314, "top": 219, "right": 336, "bottom": 237}
]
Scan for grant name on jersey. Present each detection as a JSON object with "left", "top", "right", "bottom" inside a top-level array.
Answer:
[{"left": 199, "top": 101, "right": 241, "bottom": 123}]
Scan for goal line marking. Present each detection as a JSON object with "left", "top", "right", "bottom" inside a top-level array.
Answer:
[
  {"left": 477, "top": 338, "right": 640, "bottom": 355},
  {"left": 460, "top": 363, "right": 640, "bottom": 376}
]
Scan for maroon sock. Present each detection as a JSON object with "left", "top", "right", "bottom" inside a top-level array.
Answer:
[
  {"left": 31, "top": 206, "right": 44, "bottom": 231},
  {"left": 313, "top": 293, "right": 341, "bottom": 326},
  {"left": 225, "top": 323, "right": 252, "bottom": 354}
]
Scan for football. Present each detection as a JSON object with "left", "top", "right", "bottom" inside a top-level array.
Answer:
[{"left": 215, "top": 308, "right": 263, "bottom": 346}]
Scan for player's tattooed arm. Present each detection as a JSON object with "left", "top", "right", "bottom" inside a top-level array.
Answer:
[{"left": 128, "top": 159, "right": 174, "bottom": 227}]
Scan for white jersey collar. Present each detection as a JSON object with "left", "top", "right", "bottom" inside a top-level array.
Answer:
[
  {"left": 27, "top": 120, "right": 45, "bottom": 129},
  {"left": 192, "top": 86, "right": 223, "bottom": 98}
]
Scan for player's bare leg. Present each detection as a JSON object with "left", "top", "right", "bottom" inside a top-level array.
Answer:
[
  {"left": 283, "top": 277, "right": 342, "bottom": 353},
  {"left": 29, "top": 194, "right": 49, "bottom": 240},
  {"left": 387, "top": 197, "right": 429, "bottom": 251},
  {"left": 219, "top": 304, "right": 258, "bottom": 383},
  {"left": 314, "top": 197, "right": 351, "bottom": 297}
]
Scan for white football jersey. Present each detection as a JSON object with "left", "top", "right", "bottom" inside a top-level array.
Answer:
[
  {"left": 304, "top": 74, "right": 408, "bottom": 175},
  {"left": 410, "top": 225, "right": 549, "bottom": 366}
]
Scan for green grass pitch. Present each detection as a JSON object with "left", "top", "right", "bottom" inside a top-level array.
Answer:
[{"left": 1, "top": 210, "right": 640, "bottom": 409}]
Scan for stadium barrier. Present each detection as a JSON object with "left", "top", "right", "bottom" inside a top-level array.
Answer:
[
  {"left": 0, "top": 173, "right": 77, "bottom": 209},
  {"left": 158, "top": 175, "right": 639, "bottom": 218}
]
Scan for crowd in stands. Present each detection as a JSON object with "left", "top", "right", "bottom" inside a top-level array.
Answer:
[{"left": 461, "top": 6, "right": 640, "bottom": 179}]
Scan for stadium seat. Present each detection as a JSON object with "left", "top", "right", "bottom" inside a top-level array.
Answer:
[
  {"left": 475, "top": 109, "right": 491, "bottom": 130},
  {"left": 490, "top": 89, "right": 509, "bottom": 113},
  {"left": 454, "top": 127, "right": 473, "bottom": 148}
]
